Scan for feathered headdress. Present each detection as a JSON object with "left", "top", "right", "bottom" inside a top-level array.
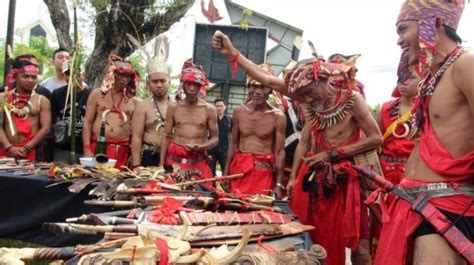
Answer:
[{"left": 99, "top": 54, "right": 139, "bottom": 99}]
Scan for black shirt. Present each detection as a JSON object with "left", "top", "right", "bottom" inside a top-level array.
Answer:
[
  {"left": 210, "top": 114, "right": 232, "bottom": 154},
  {"left": 51, "top": 85, "right": 91, "bottom": 150}
]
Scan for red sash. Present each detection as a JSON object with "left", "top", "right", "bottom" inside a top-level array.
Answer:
[
  {"left": 91, "top": 136, "right": 130, "bottom": 170},
  {"left": 228, "top": 151, "right": 275, "bottom": 195},
  {"left": 297, "top": 129, "right": 366, "bottom": 265},
  {"left": 380, "top": 99, "right": 415, "bottom": 184},
  {"left": 419, "top": 121, "right": 474, "bottom": 183},
  {"left": 165, "top": 142, "right": 213, "bottom": 187},
  {"left": 374, "top": 179, "right": 474, "bottom": 265}
]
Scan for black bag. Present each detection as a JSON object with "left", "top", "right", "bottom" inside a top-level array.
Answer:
[{"left": 53, "top": 119, "right": 71, "bottom": 146}]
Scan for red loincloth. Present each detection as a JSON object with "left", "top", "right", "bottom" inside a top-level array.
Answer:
[
  {"left": 165, "top": 142, "right": 213, "bottom": 187},
  {"left": 290, "top": 151, "right": 314, "bottom": 232},
  {"left": 290, "top": 129, "right": 367, "bottom": 265},
  {"left": 91, "top": 135, "right": 130, "bottom": 170},
  {"left": 228, "top": 151, "right": 275, "bottom": 195},
  {"left": 0, "top": 96, "right": 35, "bottom": 161},
  {"left": 380, "top": 99, "right": 415, "bottom": 184},
  {"left": 374, "top": 179, "right": 474, "bottom": 265}
]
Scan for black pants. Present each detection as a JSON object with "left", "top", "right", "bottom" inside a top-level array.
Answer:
[
  {"left": 208, "top": 150, "right": 227, "bottom": 176},
  {"left": 141, "top": 149, "right": 160, "bottom": 167},
  {"left": 36, "top": 138, "right": 55, "bottom": 162}
]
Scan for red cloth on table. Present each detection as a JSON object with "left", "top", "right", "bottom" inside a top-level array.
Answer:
[
  {"left": 380, "top": 99, "right": 415, "bottom": 184},
  {"left": 228, "top": 151, "right": 275, "bottom": 195},
  {"left": 374, "top": 179, "right": 474, "bottom": 265},
  {"left": 165, "top": 142, "right": 213, "bottom": 187},
  {"left": 91, "top": 135, "right": 130, "bottom": 170}
]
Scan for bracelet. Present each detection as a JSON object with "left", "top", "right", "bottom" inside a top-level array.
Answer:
[
  {"left": 228, "top": 51, "right": 240, "bottom": 78},
  {"left": 83, "top": 144, "right": 91, "bottom": 151},
  {"left": 328, "top": 146, "right": 345, "bottom": 163},
  {"left": 4, "top": 144, "right": 13, "bottom": 151},
  {"left": 276, "top": 182, "right": 286, "bottom": 190}
]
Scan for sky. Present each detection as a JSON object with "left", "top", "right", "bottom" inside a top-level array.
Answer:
[{"left": 1, "top": 0, "right": 473, "bottom": 106}]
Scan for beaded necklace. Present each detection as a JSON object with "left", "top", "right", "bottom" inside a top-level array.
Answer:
[{"left": 413, "top": 46, "right": 464, "bottom": 131}]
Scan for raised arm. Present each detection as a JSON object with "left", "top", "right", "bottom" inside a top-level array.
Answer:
[{"left": 212, "top": 30, "right": 287, "bottom": 95}]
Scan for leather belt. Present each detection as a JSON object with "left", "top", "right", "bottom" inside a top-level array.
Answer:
[
  {"left": 254, "top": 161, "right": 274, "bottom": 171},
  {"left": 142, "top": 143, "right": 159, "bottom": 154},
  {"left": 380, "top": 154, "right": 408, "bottom": 163},
  {"left": 167, "top": 154, "right": 206, "bottom": 164},
  {"left": 400, "top": 182, "right": 474, "bottom": 198}
]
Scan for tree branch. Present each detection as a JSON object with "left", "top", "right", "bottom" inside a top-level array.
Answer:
[{"left": 43, "top": 0, "right": 73, "bottom": 50}]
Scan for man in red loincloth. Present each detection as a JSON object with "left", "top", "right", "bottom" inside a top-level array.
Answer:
[
  {"left": 224, "top": 64, "right": 286, "bottom": 197},
  {"left": 0, "top": 59, "right": 51, "bottom": 161},
  {"left": 213, "top": 32, "right": 382, "bottom": 265},
  {"left": 160, "top": 59, "right": 218, "bottom": 185},
  {"left": 83, "top": 55, "right": 141, "bottom": 169},
  {"left": 374, "top": 1, "right": 474, "bottom": 264}
]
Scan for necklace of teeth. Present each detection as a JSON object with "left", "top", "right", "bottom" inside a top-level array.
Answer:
[
  {"left": 6, "top": 102, "right": 32, "bottom": 118},
  {"left": 2, "top": 91, "right": 35, "bottom": 137},
  {"left": 303, "top": 89, "right": 355, "bottom": 130},
  {"left": 5, "top": 91, "right": 34, "bottom": 119}
]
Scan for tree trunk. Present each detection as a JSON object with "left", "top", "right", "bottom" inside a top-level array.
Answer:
[
  {"left": 43, "top": 0, "right": 73, "bottom": 51},
  {"left": 43, "top": 0, "right": 194, "bottom": 89}
]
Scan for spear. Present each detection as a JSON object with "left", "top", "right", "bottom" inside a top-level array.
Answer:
[
  {"left": 68, "top": 0, "right": 80, "bottom": 163},
  {"left": 171, "top": 173, "right": 244, "bottom": 187}
]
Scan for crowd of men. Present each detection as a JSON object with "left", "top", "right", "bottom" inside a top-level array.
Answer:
[{"left": 0, "top": 0, "right": 473, "bottom": 264}]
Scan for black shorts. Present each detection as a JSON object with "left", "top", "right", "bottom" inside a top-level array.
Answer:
[
  {"left": 141, "top": 149, "right": 160, "bottom": 167},
  {"left": 413, "top": 209, "right": 474, "bottom": 242}
]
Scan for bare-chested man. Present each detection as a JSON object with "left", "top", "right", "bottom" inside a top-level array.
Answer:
[
  {"left": 83, "top": 55, "right": 141, "bottom": 169},
  {"left": 224, "top": 64, "right": 286, "bottom": 197},
  {"left": 373, "top": 1, "right": 474, "bottom": 265},
  {"left": 213, "top": 32, "right": 382, "bottom": 265},
  {"left": 131, "top": 51, "right": 172, "bottom": 169},
  {"left": 160, "top": 59, "right": 218, "bottom": 183},
  {"left": 0, "top": 59, "right": 51, "bottom": 161}
]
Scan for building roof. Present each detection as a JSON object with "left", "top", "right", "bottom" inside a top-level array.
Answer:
[{"left": 225, "top": 0, "right": 304, "bottom": 75}]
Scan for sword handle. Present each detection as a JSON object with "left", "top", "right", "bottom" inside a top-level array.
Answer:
[
  {"left": 354, "top": 164, "right": 394, "bottom": 191},
  {"left": 33, "top": 247, "right": 75, "bottom": 260}
]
